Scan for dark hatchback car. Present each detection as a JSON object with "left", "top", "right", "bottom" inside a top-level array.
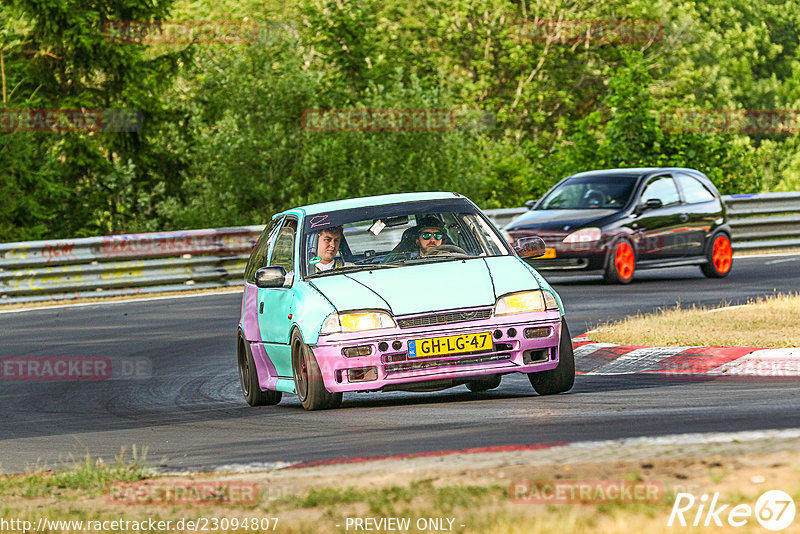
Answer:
[{"left": 504, "top": 168, "right": 733, "bottom": 283}]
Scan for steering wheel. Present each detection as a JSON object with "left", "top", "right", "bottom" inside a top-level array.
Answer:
[{"left": 428, "top": 244, "right": 470, "bottom": 257}]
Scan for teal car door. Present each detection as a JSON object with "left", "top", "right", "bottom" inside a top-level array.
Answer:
[{"left": 257, "top": 216, "right": 298, "bottom": 378}]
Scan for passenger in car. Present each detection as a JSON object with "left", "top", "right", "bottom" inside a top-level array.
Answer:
[{"left": 311, "top": 226, "right": 348, "bottom": 273}]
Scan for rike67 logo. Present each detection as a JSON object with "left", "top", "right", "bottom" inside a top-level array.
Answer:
[{"left": 668, "top": 490, "right": 796, "bottom": 531}]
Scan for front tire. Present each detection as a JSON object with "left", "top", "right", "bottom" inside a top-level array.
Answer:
[
  {"left": 291, "top": 331, "right": 342, "bottom": 411},
  {"left": 603, "top": 238, "right": 635, "bottom": 284},
  {"left": 528, "top": 319, "right": 575, "bottom": 395},
  {"left": 238, "top": 336, "right": 282, "bottom": 406},
  {"left": 701, "top": 233, "right": 733, "bottom": 278}
]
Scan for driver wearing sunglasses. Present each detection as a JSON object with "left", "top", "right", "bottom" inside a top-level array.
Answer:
[{"left": 415, "top": 216, "right": 447, "bottom": 256}]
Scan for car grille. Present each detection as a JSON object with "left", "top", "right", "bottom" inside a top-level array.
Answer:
[
  {"left": 396, "top": 308, "right": 493, "bottom": 329},
  {"left": 384, "top": 352, "right": 511, "bottom": 373}
]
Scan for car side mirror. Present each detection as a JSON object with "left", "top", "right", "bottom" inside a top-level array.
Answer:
[
  {"left": 636, "top": 198, "right": 663, "bottom": 214},
  {"left": 525, "top": 199, "right": 538, "bottom": 209},
  {"left": 255, "top": 266, "right": 287, "bottom": 288},
  {"left": 514, "top": 236, "right": 547, "bottom": 258}
]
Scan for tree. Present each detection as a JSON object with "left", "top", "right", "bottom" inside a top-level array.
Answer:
[
  {"left": 1, "top": 0, "right": 186, "bottom": 238},
  {"left": 557, "top": 52, "right": 760, "bottom": 194}
]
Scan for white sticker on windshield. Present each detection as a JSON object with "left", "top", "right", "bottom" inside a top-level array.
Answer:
[{"left": 368, "top": 219, "right": 386, "bottom": 236}]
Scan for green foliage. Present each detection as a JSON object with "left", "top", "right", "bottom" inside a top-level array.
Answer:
[
  {"left": 553, "top": 52, "right": 761, "bottom": 194},
  {"left": 0, "top": 0, "right": 184, "bottom": 239},
  {"left": 2, "top": 0, "right": 799, "bottom": 239},
  {"left": 155, "top": 30, "right": 514, "bottom": 227},
  {"left": 0, "top": 131, "right": 66, "bottom": 241}
]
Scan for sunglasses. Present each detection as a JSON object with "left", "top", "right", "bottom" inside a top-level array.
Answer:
[{"left": 420, "top": 232, "right": 443, "bottom": 240}]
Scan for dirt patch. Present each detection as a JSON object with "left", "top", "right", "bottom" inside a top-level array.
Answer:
[{"left": 3, "top": 435, "right": 799, "bottom": 533}]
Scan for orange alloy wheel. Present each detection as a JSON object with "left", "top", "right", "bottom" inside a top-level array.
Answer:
[
  {"left": 712, "top": 235, "right": 733, "bottom": 274},
  {"left": 615, "top": 241, "right": 635, "bottom": 280}
]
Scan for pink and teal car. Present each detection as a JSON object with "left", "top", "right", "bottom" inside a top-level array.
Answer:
[{"left": 237, "top": 192, "right": 574, "bottom": 410}]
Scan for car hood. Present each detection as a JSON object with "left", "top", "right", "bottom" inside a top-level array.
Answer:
[
  {"left": 505, "top": 208, "right": 618, "bottom": 232},
  {"left": 308, "top": 256, "right": 540, "bottom": 316}
]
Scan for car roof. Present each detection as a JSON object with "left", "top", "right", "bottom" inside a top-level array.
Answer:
[
  {"left": 569, "top": 167, "right": 706, "bottom": 180},
  {"left": 280, "top": 192, "right": 465, "bottom": 217}
]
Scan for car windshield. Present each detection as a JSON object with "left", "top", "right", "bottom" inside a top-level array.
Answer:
[
  {"left": 303, "top": 198, "right": 510, "bottom": 278},
  {"left": 538, "top": 174, "right": 638, "bottom": 210}
]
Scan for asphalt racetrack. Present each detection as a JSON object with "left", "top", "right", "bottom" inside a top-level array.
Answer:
[{"left": 1, "top": 254, "right": 799, "bottom": 473}]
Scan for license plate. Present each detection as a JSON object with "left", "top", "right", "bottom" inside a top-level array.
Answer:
[
  {"left": 540, "top": 248, "right": 556, "bottom": 259},
  {"left": 408, "top": 332, "right": 493, "bottom": 358}
]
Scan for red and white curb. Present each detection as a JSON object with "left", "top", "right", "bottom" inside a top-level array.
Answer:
[
  {"left": 200, "top": 428, "right": 800, "bottom": 474},
  {"left": 572, "top": 335, "right": 800, "bottom": 377}
]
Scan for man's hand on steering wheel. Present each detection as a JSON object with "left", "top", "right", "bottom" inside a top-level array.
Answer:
[{"left": 427, "top": 244, "right": 470, "bottom": 256}]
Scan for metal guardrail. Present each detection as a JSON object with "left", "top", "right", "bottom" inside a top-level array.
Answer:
[
  {"left": 1, "top": 192, "right": 798, "bottom": 303},
  {"left": 724, "top": 192, "right": 800, "bottom": 250},
  {"left": 0, "top": 227, "right": 261, "bottom": 303}
]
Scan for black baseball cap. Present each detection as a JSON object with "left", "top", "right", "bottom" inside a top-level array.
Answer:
[{"left": 415, "top": 216, "right": 445, "bottom": 234}]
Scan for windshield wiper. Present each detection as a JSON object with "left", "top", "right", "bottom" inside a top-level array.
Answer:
[
  {"left": 393, "top": 255, "right": 464, "bottom": 265},
  {"left": 306, "top": 264, "right": 397, "bottom": 278}
]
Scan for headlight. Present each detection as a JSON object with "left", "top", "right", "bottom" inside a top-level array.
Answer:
[
  {"left": 542, "top": 290, "right": 559, "bottom": 311},
  {"left": 563, "top": 227, "right": 601, "bottom": 243},
  {"left": 320, "top": 310, "right": 396, "bottom": 334},
  {"left": 495, "top": 291, "right": 545, "bottom": 315}
]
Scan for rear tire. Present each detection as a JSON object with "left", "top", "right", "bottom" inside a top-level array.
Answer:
[
  {"left": 291, "top": 331, "right": 342, "bottom": 411},
  {"left": 603, "top": 238, "right": 636, "bottom": 284},
  {"left": 701, "top": 233, "right": 733, "bottom": 278},
  {"left": 238, "top": 336, "right": 282, "bottom": 406},
  {"left": 466, "top": 375, "right": 502, "bottom": 392},
  {"left": 528, "top": 319, "right": 575, "bottom": 395}
]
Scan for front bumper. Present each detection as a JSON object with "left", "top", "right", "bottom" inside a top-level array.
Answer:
[
  {"left": 311, "top": 309, "right": 562, "bottom": 393},
  {"left": 509, "top": 230, "right": 610, "bottom": 272}
]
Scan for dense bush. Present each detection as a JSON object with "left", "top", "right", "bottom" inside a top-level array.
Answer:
[{"left": 1, "top": 0, "right": 798, "bottom": 239}]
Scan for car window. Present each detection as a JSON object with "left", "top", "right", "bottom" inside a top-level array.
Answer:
[
  {"left": 678, "top": 176, "right": 715, "bottom": 204},
  {"left": 538, "top": 175, "right": 638, "bottom": 210},
  {"left": 244, "top": 217, "right": 283, "bottom": 282},
  {"left": 335, "top": 212, "right": 490, "bottom": 254},
  {"left": 641, "top": 176, "right": 680, "bottom": 206},
  {"left": 268, "top": 218, "right": 297, "bottom": 274},
  {"left": 300, "top": 198, "right": 510, "bottom": 278}
]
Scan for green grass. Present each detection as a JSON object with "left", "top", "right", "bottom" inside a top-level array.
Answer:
[
  {"left": 589, "top": 292, "right": 800, "bottom": 348},
  {"left": 1, "top": 447, "right": 149, "bottom": 498},
  {"left": 293, "top": 480, "right": 500, "bottom": 515}
]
